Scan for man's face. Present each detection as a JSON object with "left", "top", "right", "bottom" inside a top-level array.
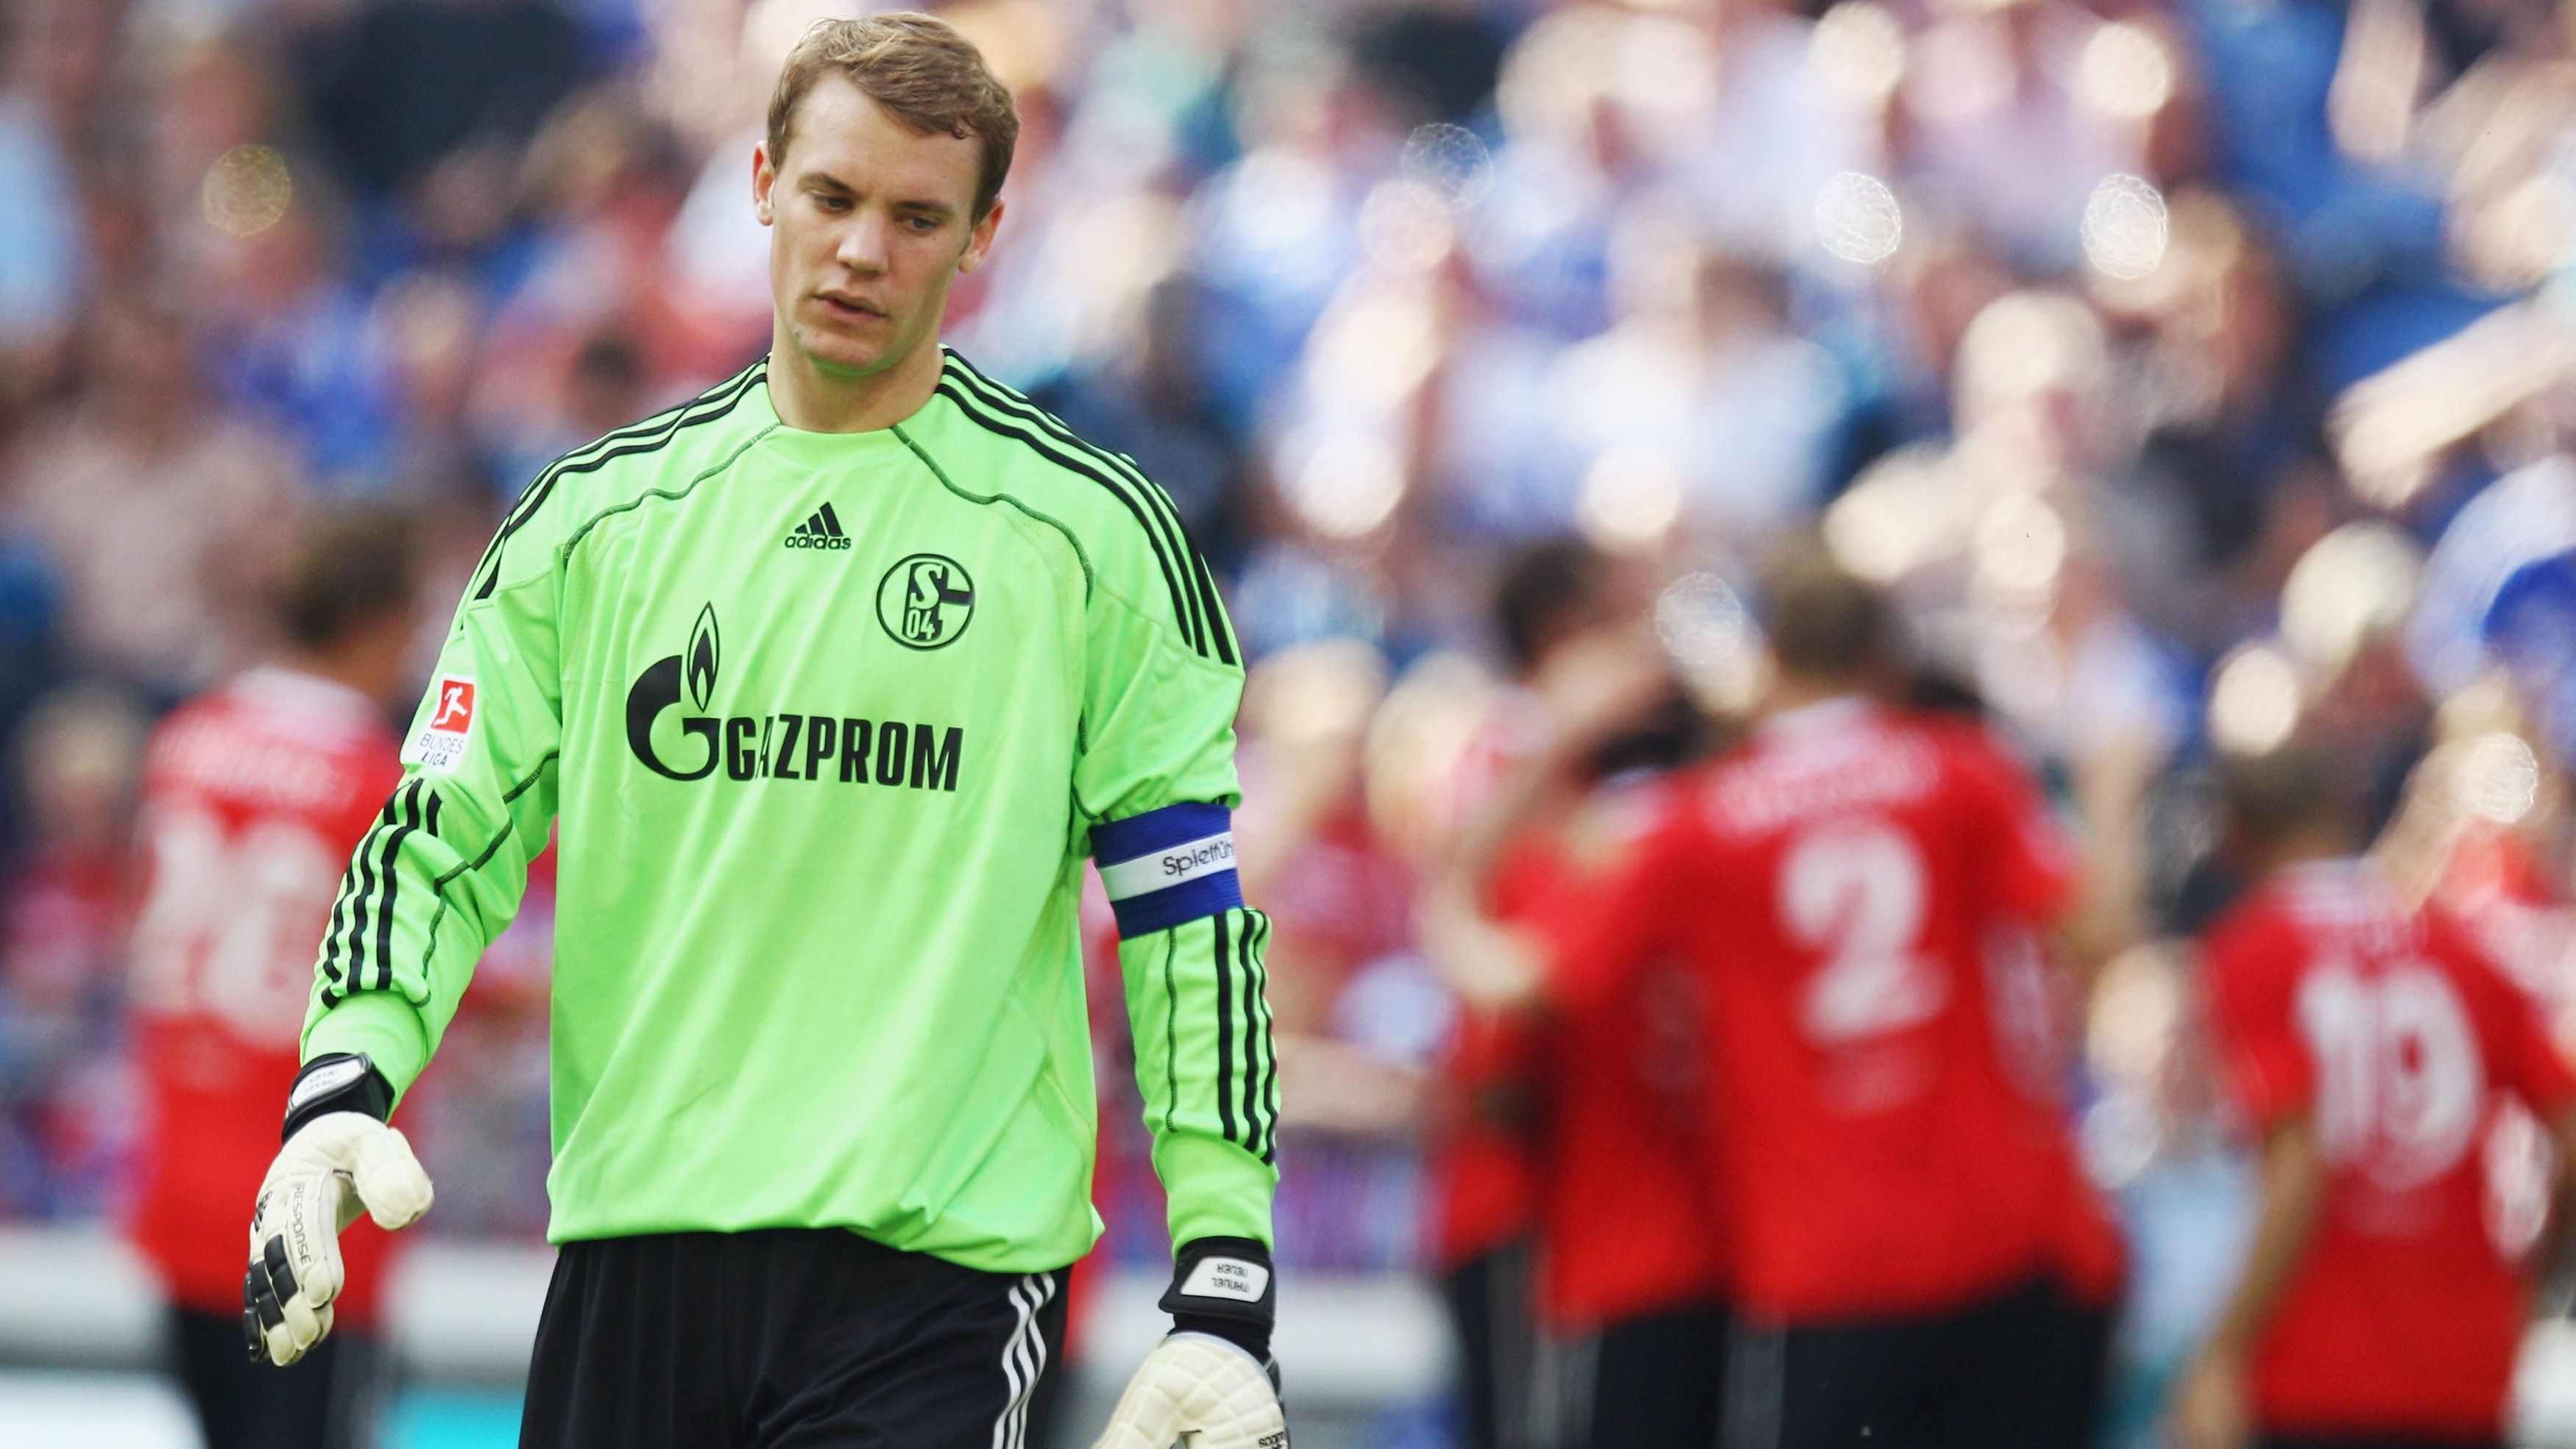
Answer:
[{"left": 754, "top": 75, "right": 1002, "bottom": 383}]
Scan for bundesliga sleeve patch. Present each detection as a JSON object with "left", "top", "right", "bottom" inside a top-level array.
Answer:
[
  {"left": 1091, "top": 801, "right": 1243, "bottom": 937},
  {"left": 402, "top": 676, "right": 476, "bottom": 774}
]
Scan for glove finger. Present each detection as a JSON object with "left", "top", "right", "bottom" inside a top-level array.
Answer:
[
  {"left": 350, "top": 1125, "right": 434, "bottom": 1230},
  {"left": 277, "top": 1283, "right": 327, "bottom": 1357},
  {"left": 264, "top": 1314, "right": 305, "bottom": 1368},
  {"left": 1091, "top": 1372, "right": 1183, "bottom": 1449},
  {"left": 284, "top": 1172, "right": 347, "bottom": 1310},
  {"left": 245, "top": 1258, "right": 302, "bottom": 1367}
]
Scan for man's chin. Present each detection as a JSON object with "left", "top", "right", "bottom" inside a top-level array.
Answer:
[{"left": 792, "top": 327, "right": 895, "bottom": 380}]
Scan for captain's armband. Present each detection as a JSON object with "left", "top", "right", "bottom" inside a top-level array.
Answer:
[{"left": 1091, "top": 802, "right": 1242, "bottom": 936}]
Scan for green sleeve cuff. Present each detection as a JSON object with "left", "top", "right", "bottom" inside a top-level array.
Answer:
[
  {"left": 1153, "top": 1133, "right": 1277, "bottom": 1251},
  {"left": 301, "top": 992, "right": 432, "bottom": 1110}
]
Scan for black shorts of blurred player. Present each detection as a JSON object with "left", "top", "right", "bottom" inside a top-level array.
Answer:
[
  {"left": 517, "top": 1228, "right": 1069, "bottom": 1449},
  {"left": 1547, "top": 1300, "right": 1729, "bottom": 1449},
  {"left": 1724, "top": 1276, "right": 2085, "bottom": 1449},
  {"left": 2036, "top": 1275, "right": 2117, "bottom": 1449},
  {"left": 1443, "top": 1238, "right": 1546, "bottom": 1449},
  {"left": 2263, "top": 1438, "right": 2504, "bottom": 1449},
  {"left": 170, "top": 1306, "right": 388, "bottom": 1449}
]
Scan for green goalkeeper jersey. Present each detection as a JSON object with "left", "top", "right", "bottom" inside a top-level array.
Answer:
[{"left": 301, "top": 352, "right": 1278, "bottom": 1272}]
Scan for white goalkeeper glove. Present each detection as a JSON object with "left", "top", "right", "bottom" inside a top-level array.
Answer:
[
  {"left": 244, "top": 1054, "right": 433, "bottom": 1367},
  {"left": 1093, "top": 1331, "right": 1288, "bottom": 1449},
  {"left": 1093, "top": 1237, "right": 1287, "bottom": 1448}
]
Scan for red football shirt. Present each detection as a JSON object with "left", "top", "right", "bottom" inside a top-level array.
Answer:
[
  {"left": 1544, "top": 699, "right": 2075, "bottom": 1321},
  {"left": 2204, "top": 860, "right": 2576, "bottom": 1439},
  {"left": 1519, "top": 793, "right": 1727, "bottom": 1330},
  {"left": 127, "top": 668, "right": 406, "bottom": 1323},
  {"left": 1426, "top": 704, "right": 1548, "bottom": 1271},
  {"left": 1970, "top": 915, "right": 2124, "bottom": 1306}
]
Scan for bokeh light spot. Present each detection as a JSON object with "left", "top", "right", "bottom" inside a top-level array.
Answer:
[
  {"left": 1577, "top": 444, "right": 1684, "bottom": 552},
  {"left": 1814, "top": 172, "right": 1903, "bottom": 267},
  {"left": 1398, "top": 122, "right": 1493, "bottom": 210},
  {"left": 2078, "top": 22, "right": 2174, "bottom": 121},
  {"left": 2081, "top": 174, "right": 2169, "bottom": 280},
  {"left": 202, "top": 144, "right": 292, "bottom": 238},
  {"left": 2456, "top": 732, "right": 2541, "bottom": 825},
  {"left": 2208, "top": 642, "right": 2304, "bottom": 757}
]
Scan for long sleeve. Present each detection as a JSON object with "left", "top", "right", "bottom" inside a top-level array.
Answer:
[
  {"left": 1076, "top": 539, "right": 1277, "bottom": 1252},
  {"left": 299, "top": 506, "right": 565, "bottom": 1105}
]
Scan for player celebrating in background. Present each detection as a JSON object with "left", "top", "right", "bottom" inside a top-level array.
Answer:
[
  {"left": 128, "top": 512, "right": 420, "bottom": 1449},
  {"left": 238, "top": 15, "right": 1284, "bottom": 1449},
  {"left": 1527, "top": 544, "right": 2092, "bottom": 1448},
  {"left": 2176, "top": 745, "right": 2576, "bottom": 1449},
  {"left": 1426, "top": 536, "right": 1731, "bottom": 1449}
]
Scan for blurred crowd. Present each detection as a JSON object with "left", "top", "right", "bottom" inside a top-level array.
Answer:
[{"left": 3, "top": 0, "right": 2576, "bottom": 1439}]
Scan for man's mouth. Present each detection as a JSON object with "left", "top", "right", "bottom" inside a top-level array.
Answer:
[{"left": 817, "top": 294, "right": 885, "bottom": 321}]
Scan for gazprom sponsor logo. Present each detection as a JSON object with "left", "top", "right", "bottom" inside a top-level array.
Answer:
[{"left": 623, "top": 603, "right": 966, "bottom": 791}]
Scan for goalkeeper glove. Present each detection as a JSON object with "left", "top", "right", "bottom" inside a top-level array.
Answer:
[
  {"left": 243, "top": 1054, "right": 433, "bottom": 1367},
  {"left": 1092, "top": 1237, "right": 1288, "bottom": 1448}
]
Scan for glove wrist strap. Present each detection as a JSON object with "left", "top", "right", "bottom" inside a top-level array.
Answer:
[
  {"left": 1161, "top": 1236, "right": 1275, "bottom": 1361},
  {"left": 280, "top": 1052, "right": 393, "bottom": 1143}
]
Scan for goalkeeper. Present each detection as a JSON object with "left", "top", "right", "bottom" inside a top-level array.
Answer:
[{"left": 243, "top": 14, "right": 1285, "bottom": 1448}]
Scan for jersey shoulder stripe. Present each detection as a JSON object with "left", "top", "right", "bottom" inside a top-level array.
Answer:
[
  {"left": 939, "top": 355, "right": 1208, "bottom": 649},
  {"left": 941, "top": 352, "right": 1238, "bottom": 665},
  {"left": 471, "top": 361, "right": 768, "bottom": 600},
  {"left": 933, "top": 375, "right": 1214, "bottom": 659},
  {"left": 948, "top": 359, "right": 1239, "bottom": 667}
]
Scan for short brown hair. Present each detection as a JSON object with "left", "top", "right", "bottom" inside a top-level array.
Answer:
[
  {"left": 1761, "top": 537, "right": 1890, "bottom": 682},
  {"left": 2220, "top": 739, "right": 2353, "bottom": 854},
  {"left": 766, "top": 13, "right": 1019, "bottom": 222},
  {"left": 275, "top": 509, "right": 419, "bottom": 650}
]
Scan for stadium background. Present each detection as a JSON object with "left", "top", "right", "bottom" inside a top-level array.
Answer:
[{"left": 1, "top": 0, "right": 2575, "bottom": 1445}]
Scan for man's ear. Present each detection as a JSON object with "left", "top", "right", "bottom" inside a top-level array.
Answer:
[
  {"left": 753, "top": 145, "right": 777, "bottom": 227},
  {"left": 958, "top": 196, "right": 1006, "bottom": 276}
]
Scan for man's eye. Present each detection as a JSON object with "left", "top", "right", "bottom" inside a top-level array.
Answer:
[
  {"left": 816, "top": 195, "right": 851, "bottom": 213},
  {"left": 905, "top": 216, "right": 939, "bottom": 232}
]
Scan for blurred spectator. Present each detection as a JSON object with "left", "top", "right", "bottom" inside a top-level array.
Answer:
[
  {"left": 291, "top": 0, "right": 587, "bottom": 203},
  {"left": 0, "top": 682, "right": 147, "bottom": 1219},
  {"left": 4, "top": 300, "right": 303, "bottom": 698}
]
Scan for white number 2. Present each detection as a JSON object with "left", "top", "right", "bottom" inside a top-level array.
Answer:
[
  {"left": 2296, "top": 960, "right": 2483, "bottom": 1188},
  {"left": 1782, "top": 818, "right": 1944, "bottom": 1043},
  {"left": 129, "top": 803, "right": 343, "bottom": 1046}
]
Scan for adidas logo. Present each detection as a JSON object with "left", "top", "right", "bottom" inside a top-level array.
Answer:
[{"left": 784, "top": 502, "right": 852, "bottom": 550}]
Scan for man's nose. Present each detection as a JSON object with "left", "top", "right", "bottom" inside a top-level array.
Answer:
[{"left": 836, "top": 213, "right": 891, "bottom": 274}]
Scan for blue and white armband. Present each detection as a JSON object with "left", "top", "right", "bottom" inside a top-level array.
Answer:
[{"left": 1091, "top": 802, "right": 1244, "bottom": 937}]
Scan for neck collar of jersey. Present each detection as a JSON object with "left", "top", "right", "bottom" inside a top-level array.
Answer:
[
  {"left": 1758, "top": 693, "right": 1872, "bottom": 739},
  {"left": 233, "top": 665, "right": 380, "bottom": 723},
  {"left": 748, "top": 353, "right": 946, "bottom": 467}
]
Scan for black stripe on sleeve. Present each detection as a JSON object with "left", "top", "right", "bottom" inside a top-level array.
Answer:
[
  {"left": 316, "top": 851, "right": 367, "bottom": 1002},
  {"left": 473, "top": 362, "right": 766, "bottom": 600},
  {"left": 372, "top": 782, "right": 428, "bottom": 993},
  {"left": 944, "top": 358, "right": 1239, "bottom": 665},
  {"left": 936, "top": 382, "right": 1203, "bottom": 656},
  {"left": 1211, "top": 910, "right": 1238, "bottom": 1148},
  {"left": 1248, "top": 910, "right": 1278, "bottom": 1163},
  {"left": 1236, "top": 908, "right": 1264, "bottom": 1161},
  {"left": 339, "top": 788, "right": 403, "bottom": 1002}
]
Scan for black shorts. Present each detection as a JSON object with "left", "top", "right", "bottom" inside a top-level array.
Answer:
[
  {"left": 1440, "top": 1240, "right": 1543, "bottom": 1449},
  {"left": 1551, "top": 1300, "right": 1729, "bottom": 1449},
  {"left": 171, "top": 1305, "right": 388, "bottom": 1449},
  {"left": 518, "top": 1229, "right": 1070, "bottom": 1449},
  {"left": 1724, "top": 1277, "right": 2076, "bottom": 1449}
]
